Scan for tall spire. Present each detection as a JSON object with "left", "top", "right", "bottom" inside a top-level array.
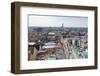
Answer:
[
  {"left": 61, "top": 23, "right": 64, "bottom": 31},
  {"left": 62, "top": 23, "right": 64, "bottom": 28}
]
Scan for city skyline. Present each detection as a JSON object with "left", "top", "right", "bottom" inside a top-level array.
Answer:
[{"left": 28, "top": 15, "right": 88, "bottom": 61}]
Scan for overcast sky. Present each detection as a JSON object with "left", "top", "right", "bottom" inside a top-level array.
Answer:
[{"left": 29, "top": 15, "right": 88, "bottom": 27}]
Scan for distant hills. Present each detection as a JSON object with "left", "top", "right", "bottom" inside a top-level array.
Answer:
[{"left": 28, "top": 26, "right": 88, "bottom": 32}]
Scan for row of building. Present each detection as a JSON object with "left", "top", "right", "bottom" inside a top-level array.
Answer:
[{"left": 28, "top": 26, "right": 88, "bottom": 60}]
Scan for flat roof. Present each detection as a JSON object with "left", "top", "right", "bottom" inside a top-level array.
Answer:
[{"left": 28, "top": 42, "right": 36, "bottom": 45}]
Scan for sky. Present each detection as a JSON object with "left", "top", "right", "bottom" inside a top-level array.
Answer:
[{"left": 28, "top": 15, "right": 88, "bottom": 28}]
